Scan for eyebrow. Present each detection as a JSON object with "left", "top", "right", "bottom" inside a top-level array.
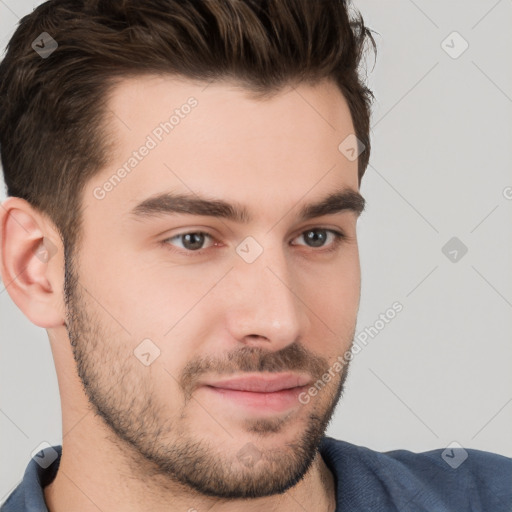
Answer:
[{"left": 129, "top": 188, "right": 365, "bottom": 223}]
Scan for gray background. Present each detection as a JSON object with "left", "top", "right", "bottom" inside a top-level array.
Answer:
[{"left": 1, "top": 0, "right": 511, "bottom": 501}]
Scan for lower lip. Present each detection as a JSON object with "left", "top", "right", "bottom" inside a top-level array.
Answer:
[{"left": 202, "top": 385, "right": 308, "bottom": 413}]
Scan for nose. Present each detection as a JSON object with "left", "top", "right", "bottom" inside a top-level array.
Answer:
[{"left": 223, "top": 243, "right": 310, "bottom": 351}]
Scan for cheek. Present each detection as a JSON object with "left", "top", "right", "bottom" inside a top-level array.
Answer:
[
  {"left": 83, "top": 254, "right": 197, "bottom": 338},
  {"left": 299, "top": 258, "right": 360, "bottom": 354},
  {"left": 302, "top": 253, "right": 360, "bottom": 314}
]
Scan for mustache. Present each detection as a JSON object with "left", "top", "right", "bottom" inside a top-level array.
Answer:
[{"left": 179, "top": 343, "right": 331, "bottom": 400}]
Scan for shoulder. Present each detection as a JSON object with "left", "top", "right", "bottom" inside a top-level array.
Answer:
[
  {"left": 319, "top": 436, "right": 512, "bottom": 511},
  {"left": 1, "top": 445, "right": 61, "bottom": 512}
]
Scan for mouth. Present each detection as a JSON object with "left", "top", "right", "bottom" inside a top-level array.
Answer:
[{"left": 200, "top": 373, "right": 312, "bottom": 413}]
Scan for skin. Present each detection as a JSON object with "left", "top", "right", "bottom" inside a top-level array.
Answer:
[{"left": 0, "top": 76, "right": 363, "bottom": 512}]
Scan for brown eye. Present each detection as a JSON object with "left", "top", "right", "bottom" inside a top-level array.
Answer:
[
  {"left": 294, "top": 229, "right": 345, "bottom": 250},
  {"left": 163, "top": 231, "right": 215, "bottom": 253}
]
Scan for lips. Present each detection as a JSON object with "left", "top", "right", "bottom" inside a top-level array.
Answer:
[{"left": 202, "top": 373, "right": 312, "bottom": 393}]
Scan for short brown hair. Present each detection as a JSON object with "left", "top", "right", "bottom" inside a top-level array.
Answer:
[{"left": 0, "top": 0, "right": 376, "bottom": 255}]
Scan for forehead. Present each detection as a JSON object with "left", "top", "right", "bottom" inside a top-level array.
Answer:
[
  {"left": 105, "top": 74, "right": 353, "bottom": 128},
  {"left": 84, "top": 75, "right": 359, "bottom": 224}
]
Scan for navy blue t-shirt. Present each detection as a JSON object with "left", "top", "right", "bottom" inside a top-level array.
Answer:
[{"left": 2, "top": 437, "right": 511, "bottom": 511}]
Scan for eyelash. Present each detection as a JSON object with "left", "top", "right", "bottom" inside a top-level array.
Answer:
[{"left": 160, "top": 228, "right": 347, "bottom": 257}]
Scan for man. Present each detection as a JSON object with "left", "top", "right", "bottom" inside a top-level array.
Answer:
[{"left": 0, "top": 0, "right": 510, "bottom": 511}]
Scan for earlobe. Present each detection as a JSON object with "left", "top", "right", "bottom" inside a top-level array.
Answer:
[{"left": 0, "top": 197, "right": 65, "bottom": 328}]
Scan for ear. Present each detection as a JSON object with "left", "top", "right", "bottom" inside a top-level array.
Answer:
[{"left": 0, "top": 197, "right": 65, "bottom": 328}]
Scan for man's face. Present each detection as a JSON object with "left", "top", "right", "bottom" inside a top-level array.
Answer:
[{"left": 65, "top": 76, "right": 362, "bottom": 498}]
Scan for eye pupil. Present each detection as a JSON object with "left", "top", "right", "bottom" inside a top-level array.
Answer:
[
  {"left": 305, "top": 229, "right": 327, "bottom": 247},
  {"left": 183, "top": 232, "right": 205, "bottom": 250},
  {"left": 168, "top": 228, "right": 340, "bottom": 255}
]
